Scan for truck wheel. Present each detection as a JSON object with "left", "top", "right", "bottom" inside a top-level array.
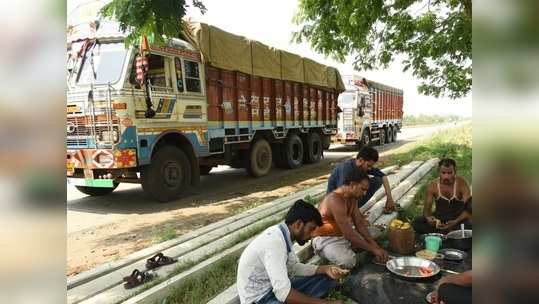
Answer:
[
  {"left": 304, "top": 133, "right": 322, "bottom": 164},
  {"left": 379, "top": 129, "right": 386, "bottom": 145},
  {"left": 282, "top": 134, "right": 304, "bottom": 169},
  {"left": 387, "top": 127, "right": 394, "bottom": 143},
  {"left": 76, "top": 183, "right": 118, "bottom": 196},
  {"left": 392, "top": 127, "right": 398, "bottom": 142},
  {"left": 199, "top": 165, "right": 213, "bottom": 175},
  {"left": 142, "top": 146, "right": 192, "bottom": 202},
  {"left": 322, "top": 135, "right": 331, "bottom": 150},
  {"left": 361, "top": 130, "right": 371, "bottom": 146},
  {"left": 246, "top": 138, "right": 272, "bottom": 177}
]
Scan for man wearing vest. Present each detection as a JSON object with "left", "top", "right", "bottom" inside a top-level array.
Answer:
[
  {"left": 237, "top": 200, "right": 348, "bottom": 304},
  {"left": 412, "top": 158, "right": 472, "bottom": 234},
  {"left": 313, "top": 169, "right": 389, "bottom": 269}
]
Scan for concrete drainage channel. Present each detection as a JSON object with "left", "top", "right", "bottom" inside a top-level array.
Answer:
[{"left": 66, "top": 159, "right": 438, "bottom": 304}]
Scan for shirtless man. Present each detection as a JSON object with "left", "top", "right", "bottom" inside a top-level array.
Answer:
[
  {"left": 312, "top": 169, "right": 389, "bottom": 269},
  {"left": 413, "top": 158, "right": 472, "bottom": 234},
  {"left": 327, "top": 146, "right": 396, "bottom": 212}
]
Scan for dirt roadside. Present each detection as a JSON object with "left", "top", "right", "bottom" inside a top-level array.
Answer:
[{"left": 67, "top": 159, "right": 338, "bottom": 276}]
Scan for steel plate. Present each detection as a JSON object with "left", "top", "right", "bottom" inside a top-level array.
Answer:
[
  {"left": 439, "top": 248, "right": 467, "bottom": 261},
  {"left": 386, "top": 256, "right": 440, "bottom": 279}
]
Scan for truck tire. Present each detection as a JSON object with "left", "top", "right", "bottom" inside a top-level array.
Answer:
[
  {"left": 379, "top": 129, "right": 386, "bottom": 145},
  {"left": 142, "top": 146, "right": 192, "bottom": 202},
  {"left": 304, "top": 132, "right": 323, "bottom": 164},
  {"left": 246, "top": 138, "right": 272, "bottom": 177},
  {"left": 199, "top": 165, "right": 213, "bottom": 175},
  {"left": 360, "top": 129, "right": 371, "bottom": 146},
  {"left": 387, "top": 127, "right": 394, "bottom": 143},
  {"left": 282, "top": 134, "right": 304, "bottom": 169},
  {"left": 75, "top": 183, "right": 118, "bottom": 196},
  {"left": 393, "top": 127, "right": 398, "bottom": 142}
]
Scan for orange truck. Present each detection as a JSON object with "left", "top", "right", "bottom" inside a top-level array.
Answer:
[
  {"left": 334, "top": 75, "right": 404, "bottom": 146},
  {"left": 66, "top": 20, "right": 344, "bottom": 201}
]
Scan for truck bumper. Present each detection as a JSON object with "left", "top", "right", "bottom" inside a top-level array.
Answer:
[
  {"left": 67, "top": 178, "right": 115, "bottom": 188},
  {"left": 66, "top": 148, "right": 137, "bottom": 176}
]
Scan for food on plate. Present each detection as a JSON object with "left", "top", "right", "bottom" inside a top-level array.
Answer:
[
  {"left": 390, "top": 219, "right": 412, "bottom": 230},
  {"left": 419, "top": 266, "right": 434, "bottom": 276},
  {"left": 416, "top": 249, "right": 437, "bottom": 260},
  {"left": 390, "top": 219, "right": 404, "bottom": 228}
]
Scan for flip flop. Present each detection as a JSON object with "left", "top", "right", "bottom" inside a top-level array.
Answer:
[
  {"left": 145, "top": 252, "right": 177, "bottom": 270},
  {"left": 123, "top": 269, "right": 154, "bottom": 289}
]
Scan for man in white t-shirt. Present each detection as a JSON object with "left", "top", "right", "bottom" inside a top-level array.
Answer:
[{"left": 237, "top": 200, "right": 349, "bottom": 304}]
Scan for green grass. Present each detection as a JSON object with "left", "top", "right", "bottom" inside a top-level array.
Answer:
[
  {"left": 154, "top": 225, "right": 178, "bottom": 243},
  {"left": 303, "top": 194, "right": 320, "bottom": 205},
  {"left": 157, "top": 255, "right": 239, "bottom": 304}
]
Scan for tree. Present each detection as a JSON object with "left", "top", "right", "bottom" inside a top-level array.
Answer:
[
  {"left": 293, "top": 0, "right": 472, "bottom": 98},
  {"left": 99, "top": 0, "right": 207, "bottom": 46}
]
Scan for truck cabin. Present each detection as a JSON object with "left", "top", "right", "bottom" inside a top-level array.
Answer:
[{"left": 67, "top": 36, "right": 203, "bottom": 94}]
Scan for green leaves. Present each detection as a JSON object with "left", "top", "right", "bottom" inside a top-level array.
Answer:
[
  {"left": 294, "top": 0, "right": 471, "bottom": 98},
  {"left": 99, "top": 0, "right": 206, "bottom": 46}
]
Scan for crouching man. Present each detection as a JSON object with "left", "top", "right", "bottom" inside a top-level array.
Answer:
[
  {"left": 313, "top": 169, "right": 389, "bottom": 269},
  {"left": 237, "top": 200, "right": 348, "bottom": 304}
]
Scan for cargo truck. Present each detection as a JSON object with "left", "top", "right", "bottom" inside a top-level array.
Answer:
[
  {"left": 333, "top": 75, "right": 403, "bottom": 147},
  {"left": 66, "top": 20, "right": 344, "bottom": 202}
]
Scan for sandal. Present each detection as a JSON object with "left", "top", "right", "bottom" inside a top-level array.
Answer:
[
  {"left": 123, "top": 269, "right": 154, "bottom": 289},
  {"left": 145, "top": 252, "right": 177, "bottom": 270}
]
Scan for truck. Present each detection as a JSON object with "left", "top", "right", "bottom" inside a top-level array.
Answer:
[
  {"left": 333, "top": 75, "right": 404, "bottom": 147},
  {"left": 66, "top": 20, "right": 345, "bottom": 202}
]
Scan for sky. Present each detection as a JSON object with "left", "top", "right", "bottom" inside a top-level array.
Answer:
[{"left": 67, "top": 0, "right": 472, "bottom": 117}]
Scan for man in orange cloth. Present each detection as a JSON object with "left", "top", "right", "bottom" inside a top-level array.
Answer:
[{"left": 312, "top": 169, "right": 389, "bottom": 269}]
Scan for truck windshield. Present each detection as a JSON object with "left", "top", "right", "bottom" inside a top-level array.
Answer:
[
  {"left": 77, "top": 42, "right": 127, "bottom": 85},
  {"left": 338, "top": 93, "right": 355, "bottom": 108}
]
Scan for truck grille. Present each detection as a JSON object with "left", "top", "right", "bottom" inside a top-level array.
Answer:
[
  {"left": 66, "top": 111, "right": 120, "bottom": 148},
  {"left": 66, "top": 138, "right": 88, "bottom": 147}
]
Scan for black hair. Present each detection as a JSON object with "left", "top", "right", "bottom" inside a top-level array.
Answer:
[
  {"left": 342, "top": 167, "right": 370, "bottom": 186},
  {"left": 285, "top": 199, "right": 323, "bottom": 226},
  {"left": 439, "top": 158, "right": 457, "bottom": 169},
  {"left": 356, "top": 146, "right": 379, "bottom": 162}
]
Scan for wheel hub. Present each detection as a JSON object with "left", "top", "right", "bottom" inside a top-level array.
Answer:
[
  {"left": 163, "top": 161, "right": 182, "bottom": 188},
  {"left": 257, "top": 149, "right": 270, "bottom": 169}
]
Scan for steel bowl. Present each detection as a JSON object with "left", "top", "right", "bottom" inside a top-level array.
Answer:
[
  {"left": 446, "top": 229, "right": 472, "bottom": 239},
  {"left": 445, "top": 229, "right": 472, "bottom": 251},
  {"left": 439, "top": 248, "right": 467, "bottom": 261},
  {"left": 386, "top": 256, "right": 440, "bottom": 279}
]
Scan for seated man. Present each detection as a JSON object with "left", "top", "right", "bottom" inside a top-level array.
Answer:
[
  {"left": 327, "top": 146, "right": 396, "bottom": 212},
  {"left": 432, "top": 270, "right": 472, "bottom": 304},
  {"left": 313, "top": 169, "right": 389, "bottom": 269},
  {"left": 413, "top": 158, "right": 472, "bottom": 234},
  {"left": 237, "top": 200, "right": 348, "bottom": 304}
]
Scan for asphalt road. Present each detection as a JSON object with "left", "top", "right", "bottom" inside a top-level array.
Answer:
[{"left": 67, "top": 123, "right": 462, "bottom": 233}]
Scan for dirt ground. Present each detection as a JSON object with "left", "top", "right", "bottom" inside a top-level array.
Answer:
[{"left": 67, "top": 164, "right": 334, "bottom": 276}]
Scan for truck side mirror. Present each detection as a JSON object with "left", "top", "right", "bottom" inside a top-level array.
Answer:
[{"left": 358, "top": 97, "right": 365, "bottom": 117}]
